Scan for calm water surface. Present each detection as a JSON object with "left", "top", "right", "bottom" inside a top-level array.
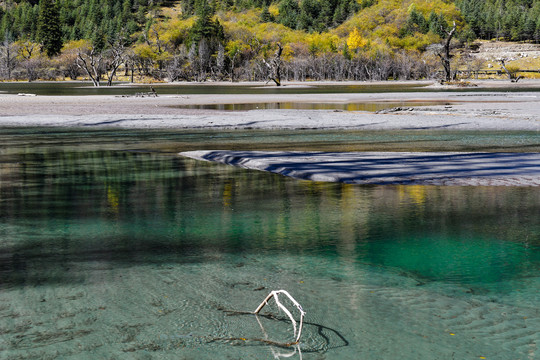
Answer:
[
  {"left": 173, "top": 101, "right": 454, "bottom": 112},
  {"left": 0, "top": 128, "right": 539, "bottom": 359},
  {"left": 2, "top": 81, "right": 540, "bottom": 96}
]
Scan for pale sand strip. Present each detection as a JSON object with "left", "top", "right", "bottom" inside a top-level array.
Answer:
[
  {"left": 0, "top": 89, "right": 539, "bottom": 130},
  {"left": 180, "top": 151, "right": 540, "bottom": 186}
]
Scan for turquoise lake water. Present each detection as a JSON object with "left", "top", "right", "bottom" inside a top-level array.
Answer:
[{"left": 0, "top": 128, "right": 539, "bottom": 359}]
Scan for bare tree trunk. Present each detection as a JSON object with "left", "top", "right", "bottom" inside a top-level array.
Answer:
[
  {"left": 105, "top": 43, "right": 125, "bottom": 86},
  {"left": 262, "top": 43, "right": 283, "bottom": 86},
  {"left": 229, "top": 52, "right": 237, "bottom": 82},
  {"left": 77, "top": 48, "right": 103, "bottom": 87},
  {"left": 1, "top": 35, "right": 17, "bottom": 80},
  {"left": 438, "top": 22, "right": 457, "bottom": 82},
  {"left": 498, "top": 59, "right": 522, "bottom": 82}
]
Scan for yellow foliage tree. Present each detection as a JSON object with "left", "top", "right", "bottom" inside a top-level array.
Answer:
[
  {"left": 14, "top": 40, "right": 46, "bottom": 81},
  {"left": 346, "top": 28, "right": 367, "bottom": 50},
  {"left": 15, "top": 40, "right": 41, "bottom": 60},
  {"left": 335, "top": 0, "right": 462, "bottom": 50},
  {"left": 161, "top": 17, "right": 195, "bottom": 49},
  {"left": 61, "top": 39, "right": 92, "bottom": 53}
]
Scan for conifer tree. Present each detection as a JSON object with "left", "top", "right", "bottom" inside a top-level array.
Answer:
[
  {"left": 298, "top": 0, "right": 321, "bottom": 32},
  {"left": 37, "top": 0, "right": 63, "bottom": 57},
  {"left": 278, "top": 0, "right": 300, "bottom": 29},
  {"left": 260, "top": 5, "right": 273, "bottom": 23}
]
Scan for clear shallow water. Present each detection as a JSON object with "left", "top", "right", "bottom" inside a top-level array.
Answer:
[
  {"left": 0, "top": 128, "right": 539, "bottom": 359},
  {"left": 172, "top": 101, "right": 453, "bottom": 112}
]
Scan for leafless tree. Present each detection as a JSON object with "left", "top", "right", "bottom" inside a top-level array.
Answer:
[
  {"left": 262, "top": 43, "right": 283, "bottom": 86},
  {"left": 199, "top": 38, "right": 212, "bottom": 81},
  {"left": 0, "top": 34, "right": 17, "bottom": 80},
  {"left": 76, "top": 47, "right": 105, "bottom": 86},
  {"left": 15, "top": 41, "right": 42, "bottom": 81},
  {"left": 428, "top": 21, "right": 457, "bottom": 82},
  {"left": 214, "top": 43, "right": 225, "bottom": 80},
  {"left": 122, "top": 49, "right": 137, "bottom": 83},
  {"left": 20, "top": 58, "right": 43, "bottom": 82},
  {"left": 498, "top": 58, "right": 522, "bottom": 82},
  {"left": 395, "top": 51, "right": 417, "bottom": 80},
  {"left": 165, "top": 50, "right": 188, "bottom": 82},
  {"left": 227, "top": 47, "right": 240, "bottom": 82},
  {"left": 103, "top": 41, "right": 125, "bottom": 86}
]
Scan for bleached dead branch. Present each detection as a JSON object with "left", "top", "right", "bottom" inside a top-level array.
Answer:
[
  {"left": 255, "top": 314, "right": 303, "bottom": 359},
  {"left": 254, "top": 290, "right": 306, "bottom": 343}
]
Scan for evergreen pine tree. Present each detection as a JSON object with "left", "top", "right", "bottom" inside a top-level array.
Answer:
[
  {"left": 260, "top": 5, "right": 274, "bottom": 23},
  {"left": 428, "top": 12, "right": 448, "bottom": 37},
  {"left": 278, "top": 0, "right": 300, "bottom": 29},
  {"left": 37, "top": 0, "right": 63, "bottom": 57},
  {"left": 298, "top": 0, "right": 321, "bottom": 32},
  {"left": 189, "top": 0, "right": 224, "bottom": 48},
  {"left": 319, "top": 0, "right": 336, "bottom": 29},
  {"left": 332, "top": 1, "right": 348, "bottom": 26}
]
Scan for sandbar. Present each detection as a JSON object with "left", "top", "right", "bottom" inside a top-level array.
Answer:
[
  {"left": 0, "top": 80, "right": 539, "bottom": 130},
  {"left": 180, "top": 150, "right": 540, "bottom": 186}
]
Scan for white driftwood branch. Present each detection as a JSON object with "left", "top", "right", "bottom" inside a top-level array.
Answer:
[
  {"left": 254, "top": 290, "right": 306, "bottom": 343},
  {"left": 255, "top": 316, "right": 302, "bottom": 359}
]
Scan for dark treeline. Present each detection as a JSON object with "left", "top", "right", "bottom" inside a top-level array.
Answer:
[
  {"left": 0, "top": 0, "right": 538, "bottom": 84},
  {"left": 1, "top": 0, "right": 153, "bottom": 42},
  {"left": 0, "top": 0, "right": 372, "bottom": 43},
  {"left": 176, "top": 0, "right": 372, "bottom": 30},
  {"left": 457, "top": 0, "right": 540, "bottom": 41},
  {"left": 2, "top": 0, "right": 540, "bottom": 45}
]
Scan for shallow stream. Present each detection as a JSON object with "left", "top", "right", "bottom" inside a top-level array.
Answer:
[{"left": 0, "top": 128, "right": 539, "bottom": 359}]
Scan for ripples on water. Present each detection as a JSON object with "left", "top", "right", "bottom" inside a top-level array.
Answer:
[{"left": 0, "top": 128, "right": 539, "bottom": 359}]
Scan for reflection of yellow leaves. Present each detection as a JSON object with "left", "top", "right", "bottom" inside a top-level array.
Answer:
[
  {"left": 223, "top": 182, "right": 233, "bottom": 209},
  {"left": 398, "top": 185, "right": 426, "bottom": 206},
  {"left": 346, "top": 103, "right": 358, "bottom": 112},
  {"left": 107, "top": 187, "right": 119, "bottom": 213},
  {"left": 407, "top": 185, "right": 426, "bottom": 206}
]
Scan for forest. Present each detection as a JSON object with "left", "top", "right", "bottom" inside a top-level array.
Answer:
[{"left": 0, "top": 0, "right": 539, "bottom": 84}]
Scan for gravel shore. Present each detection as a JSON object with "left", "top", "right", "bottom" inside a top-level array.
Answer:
[{"left": 0, "top": 81, "right": 539, "bottom": 130}]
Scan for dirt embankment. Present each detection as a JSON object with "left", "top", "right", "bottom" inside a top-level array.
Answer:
[
  {"left": 472, "top": 41, "right": 540, "bottom": 61},
  {"left": 469, "top": 41, "right": 540, "bottom": 70}
]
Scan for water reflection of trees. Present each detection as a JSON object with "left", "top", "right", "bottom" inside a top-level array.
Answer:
[
  {"left": 1, "top": 148, "right": 539, "bottom": 287},
  {"left": 2, "top": 148, "right": 539, "bottom": 243}
]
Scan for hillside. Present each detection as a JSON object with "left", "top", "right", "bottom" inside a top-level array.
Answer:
[{"left": 1, "top": 0, "right": 539, "bottom": 83}]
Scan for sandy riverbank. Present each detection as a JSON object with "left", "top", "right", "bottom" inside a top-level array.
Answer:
[
  {"left": 180, "top": 150, "right": 540, "bottom": 186},
  {"left": 0, "top": 80, "right": 539, "bottom": 130}
]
